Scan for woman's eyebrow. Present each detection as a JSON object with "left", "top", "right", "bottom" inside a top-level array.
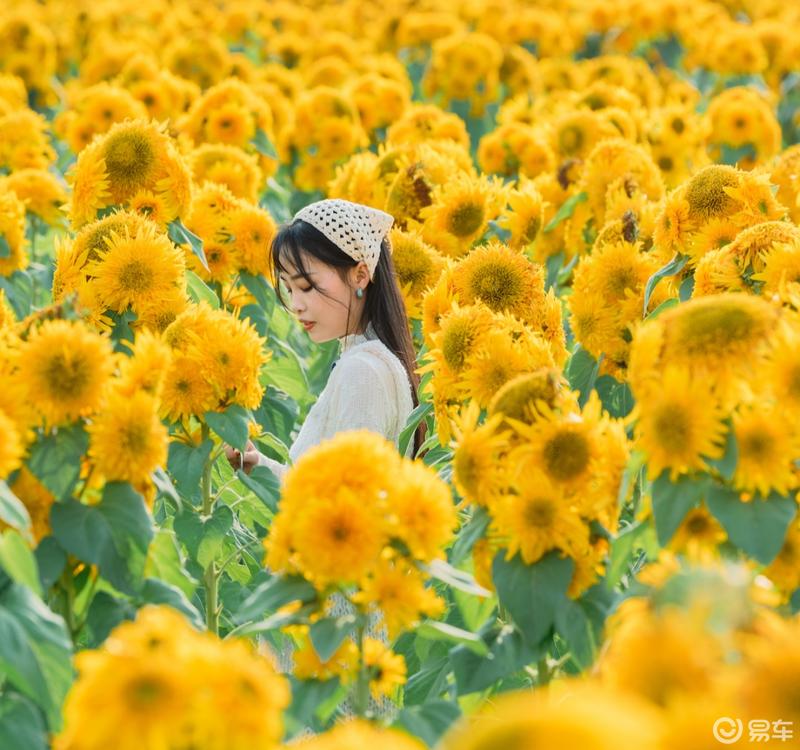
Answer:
[{"left": 282, "top": 272, "right": 316, "bottom": 281}]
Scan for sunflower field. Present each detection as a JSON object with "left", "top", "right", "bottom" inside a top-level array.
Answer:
[{"left": 4, "top": 0, "right": 800, "bottom": 747}]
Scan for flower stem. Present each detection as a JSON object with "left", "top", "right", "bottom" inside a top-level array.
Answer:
[
  {"left": 200, "top": 423, "right": 219, "bottom": 635},
  {"left": 353, "top": 624, "right": 370, "bottom": 718}
]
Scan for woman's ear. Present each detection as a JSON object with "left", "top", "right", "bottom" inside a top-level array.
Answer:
[{"left": 352, "top": 261, "right": 370, "bottom": 290}]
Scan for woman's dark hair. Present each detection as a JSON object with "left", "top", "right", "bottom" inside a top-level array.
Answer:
[{"left": 270, "top": 218, "right": 426, "bottom": 456}]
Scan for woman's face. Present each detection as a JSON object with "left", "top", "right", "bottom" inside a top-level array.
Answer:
[{"left": 277, "top": 251, "right": 368, "bottom": 344}]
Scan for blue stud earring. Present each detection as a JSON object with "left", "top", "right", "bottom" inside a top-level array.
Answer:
[{"left": 355, "top": 288, "right": 364, "bottom": 299}]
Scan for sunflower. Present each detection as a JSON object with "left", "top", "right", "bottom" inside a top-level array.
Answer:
[
  {"left": 425, "top": 303, "right": 494, "bottom": 377},
  {"left": 652, "top": 194, "right": 694, "bottom": 256},
  {"left": 686, "top": 217, "right": 739, "bottom": 260},
  {"left": 752, "top": 239, "right": 800, "bottom": 293},
  {"left": 18, "top": 319, "right": 115, "bottom": 426},
  {"left": 160, "top": 353, "right": 218, "bottom": 422},
  {"left": 766, "top": 328, "right": 800, "bottom": 407},
  {"left": 363, "top": 639, "right": 407, "bottom": 699},
  {"left": 291, "top": 625, "right": 359, "bottom": 683},
  {"left": 329, "top": 151, "right": 381, "bottom": 206},
  {"left": 732, "top": 404, "right": 799, "bottom": 498},
  {"left": 763, "top": 520, "right": 800, "bottom": 598},
  {"left": 71, "top": 210, "right": 153, "bottom": 265},
  {"left": 355, "top": 560, "right": 444, "bottom": 637},
  {"left": 725, "top": 220, "right": 800, "bottom": 272},
  {"left": 498, "top": 185, "right": 545, "bottom": 250},
  {"left": 420, "top": 175, "right": 506, "bottom": 257},
  {"left": 1, "top": 168, "right": 67, "bottom": 227},
  {"left": 206, "top": 103, "right": 256, "bottom": 146},
  {"left": 190, "top": 143, "right": 263, "bottom": 203},
  {"left": 289, "top": 486, "right": 387, "bottom": 587},
  {"left": 88, "top": 225, "right": 186, "bottom": 316},
  {"left": 0, "top": 187, "right": 28, "bottom": 276},
  {"left": 492, "top": 467, "right": 588, "bottom": 565},
  {"left": 198, "top": 240, "right": 240, "bottom": 283},
  {"left": 669, "top": 505, "right": 727, "bottom": 563},
  {"left": 487, "top": 368, "right": 565, "bottom": 427},
  {"left": 683, "top": 164, "right": 741, "bottom": 223},
  {"left": 388, "top": 459, "right": 457, "bottom": 561},
  {"left": 691, "top": 248, "right": 745, "bottom": 297},
  {"left": 450, "top": 240, "right": 546, "bottom": 326},
  {"left": 88, "top": 390, "right": 167, "bottom": 487},
  {"left": 0, "top": 407, "right": 22, "bottom": 479},
  {"left": 8, "top": 466, "right": 53, "bottom": 543},
  {"left": 228, "top": 204, "right": 276, "bottom": 277},
  {"left": 658, "top": 293, "right": 779, "bottom": 383},
  {"left": 101, "top": 120, "right": 162, "bottom": 203},
  {"left": 65, "top": 144, "right": 112, "bottom": 229},
  {"left": 420, "top": 267, "right": 456, "bottom": 347},
  {"left": 462, "top": 327, "right": 555, "bottom": 408},
  {"left": 390, "top": 227, "right": 445, "bottom": 317},
  {"left": 450, "top": 401, "right": 509, "bottom": 506},
  {"left": 128, "top": 190, "right": 172, "bottom": 228},
  {"left": 510, "top": 393, "right": 605, "bottom": 491},
  {"left": 725, "top": 170, "right": 786, "bottom": 227},
  {"left": 117, "top": 329, "right": 172, "bottom": 398}
]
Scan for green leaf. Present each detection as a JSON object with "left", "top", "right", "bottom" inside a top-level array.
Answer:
[
  {"left": 651, "top": 472, "right": 710, "bottom": 546},
  {"left": 85, "top": 591, "right": 137, "bottom": 646},
  {"left": 167, "top": 439, "right": 213, "bottom": 502},
  {"left": 0, "top": 271, "right": 33, "bottom": 319},
  {"left": 257, "top": 432, "right": 291, "bottom": 464},
  {"left": 642, "top": 253, "right": 687, "bottom": 315},
  {"left": 492, "top": 550, "right": 575, "bottom": 646},
  {"left": 239, "top": 271, "right": 273, "bottom": 310},
  {"left": 417, "top": 620, "right": 489, "bottom": 657},
  {"left": 0, "top": 530, "right": 41, "bottom": 596},
  {"left": 0, "top": 235, "right": 11, "bottom": 259},
  {"left": 50, "top": 482, "right": 154, "bottom": 595},
  {"left": 309, "top": 614, "right": 359, "bottom": 662},
  {"left": 27, "top": 424, "right": 88, "bottom": 499},
  {"left": 606, "top": 521, "right": 655, "bottom": 588},
  {"left": 594, "top": 375, "right": 633, "bottom": 419},
  {"left": 185, "top": 269, "right": 220, "bottom": 309},
  {"left": 707, "top": 423, "right": 738, "bottom": 481},
  {"left": 34, "top": 537, "right": 66, "bottom": 591},
  {"left": 251, "top": 128, "right": 278, "bottom": 159},
  {"left": 706, "top": 484, "right": 797, "bottom": 564},
  {"left": 173, "top": 503, "right": 233, "bottom": 569},
  {"left": 423, "top": 559, "right": 491, "bottom": 597},
  {"left": 645, "top": 297, "right": 679, "bottom": 320},
  {"left": 399, "top": 401, "right": 433, "bottom": 459},
  {"left": 231, "top": 602, "right": 316, "bottom": 637},
  {"left": 286, "top": 677, "right": 343, "bottom": 729},
  {"left": 450, "top": 622, "right": 538, "bottom": 695},
  {"left": 566, "top": 345, "right": 601, "bottom": 407},
  {"left": 234, "top": 574, "right": 317, "bottom": 624},
  {"left": 543, "top": 191, "right": 587, "bottom": 233},
  {"left": 140, "top": 578, "right": 203, "bottom": 629},
  {"left": 554, "top": 599, "right": 595, "bottom": 671},
  {"left": 450, "top": 506, "right": 490, "bottom": 565},
  {"left": 205, "top": 405, "right": 251, "bottom": 452},
  {"left": 168, "top": 219, "right": 208, "bottom": 270},
  {"left": 236, "top": 466, "right": 280, "bottom": 513},
  {"left": 394, "top": 701, "right": 461, "bottom": 747},
  {"left": 0, "top": 582, "right": 73, "bottom": 730},
  {"left": 0, "top": 481, "right": 31, "bottom": 536},
  {"left": 0, "top": 692, "right": 48, "bottom": 750},
  {"left": 144, "top": 528, "right": 198, "bottom": 599},
  {"left": 261, "top": 348, "right": 310, "bottom": 405}
]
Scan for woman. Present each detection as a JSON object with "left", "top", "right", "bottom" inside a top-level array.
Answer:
[{"left": 225, "top": 197, "right": 424, "bottom": 477}]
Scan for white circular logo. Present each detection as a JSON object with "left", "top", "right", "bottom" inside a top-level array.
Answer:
[{"left": 713, "top": 717, "right": 744, "bottom": 744}]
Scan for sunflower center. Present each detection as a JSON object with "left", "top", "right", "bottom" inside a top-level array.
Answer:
[
  {"left": 606, "top": 266, "right": 638, "bottom": 297},
  {"left": 523, "top": 216, "right": 541, "bottom": 243},
  {"left": 442, "top": 320, "right": 474, "bottom": 371},
  {"left": 543, "top": 429, "right": 590, "bottom": 481},
  {"left": 786, "top": 365, "right": 800, "bottom": 399},
  {"left": 559, "top": 125, "right": 584, "bottom": 155},
  {"left": 685, "top": 166, "right": 739, "bottom": 220},
  {"left": 104, "top": 130, "right": 156, "bottom": 187},
  {"left": 121, "top": 421, "right": 151, "bottom": 452},
  {"left": 448, "top": 202, "right": 485, "bottom": 238},
  {"left": 740, "top": 428, "right": 774, "bottom": 460},
  {"left": 119, "top": 259, "right": 155, "bottom": 292},
  {"left": 128, "top": 676, "right": 166, "bottom": 708},
  {"left": 467, "top": 263, "right": 522, "bottom": 311},
  {"left": 685, "top": 512, "right": 710, "bottom": 535},
  {"left": 676, "top": 301, "right": 765, "bottom": 359},
  {"left": 653, "top": 406, "right": 690, "bottom": 451},
  {"left": 43, "top": 353, "right": 91, "bottom": 400},
  {"left": 523, "top": 497, "right": 556, "bottom": 527}
]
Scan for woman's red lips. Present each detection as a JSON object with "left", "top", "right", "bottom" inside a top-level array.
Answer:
[{"left": 301, "top": 321, "right": 315, "bottom": 331}]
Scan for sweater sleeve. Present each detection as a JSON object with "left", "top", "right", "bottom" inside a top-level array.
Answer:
[
  {"left": 255, "top": 452, "right": 289, "bottom": 481},
  {"left": 321, "top": 351, "right": 394, "bottom": 440}
]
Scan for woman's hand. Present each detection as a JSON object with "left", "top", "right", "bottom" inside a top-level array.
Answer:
[{"left": 224, "top": 440, "right": 260, "bottom": 475}]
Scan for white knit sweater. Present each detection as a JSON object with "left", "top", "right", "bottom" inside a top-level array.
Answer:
[{"left": 256, "top": 321, "right": 416, "bottom": 479}]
